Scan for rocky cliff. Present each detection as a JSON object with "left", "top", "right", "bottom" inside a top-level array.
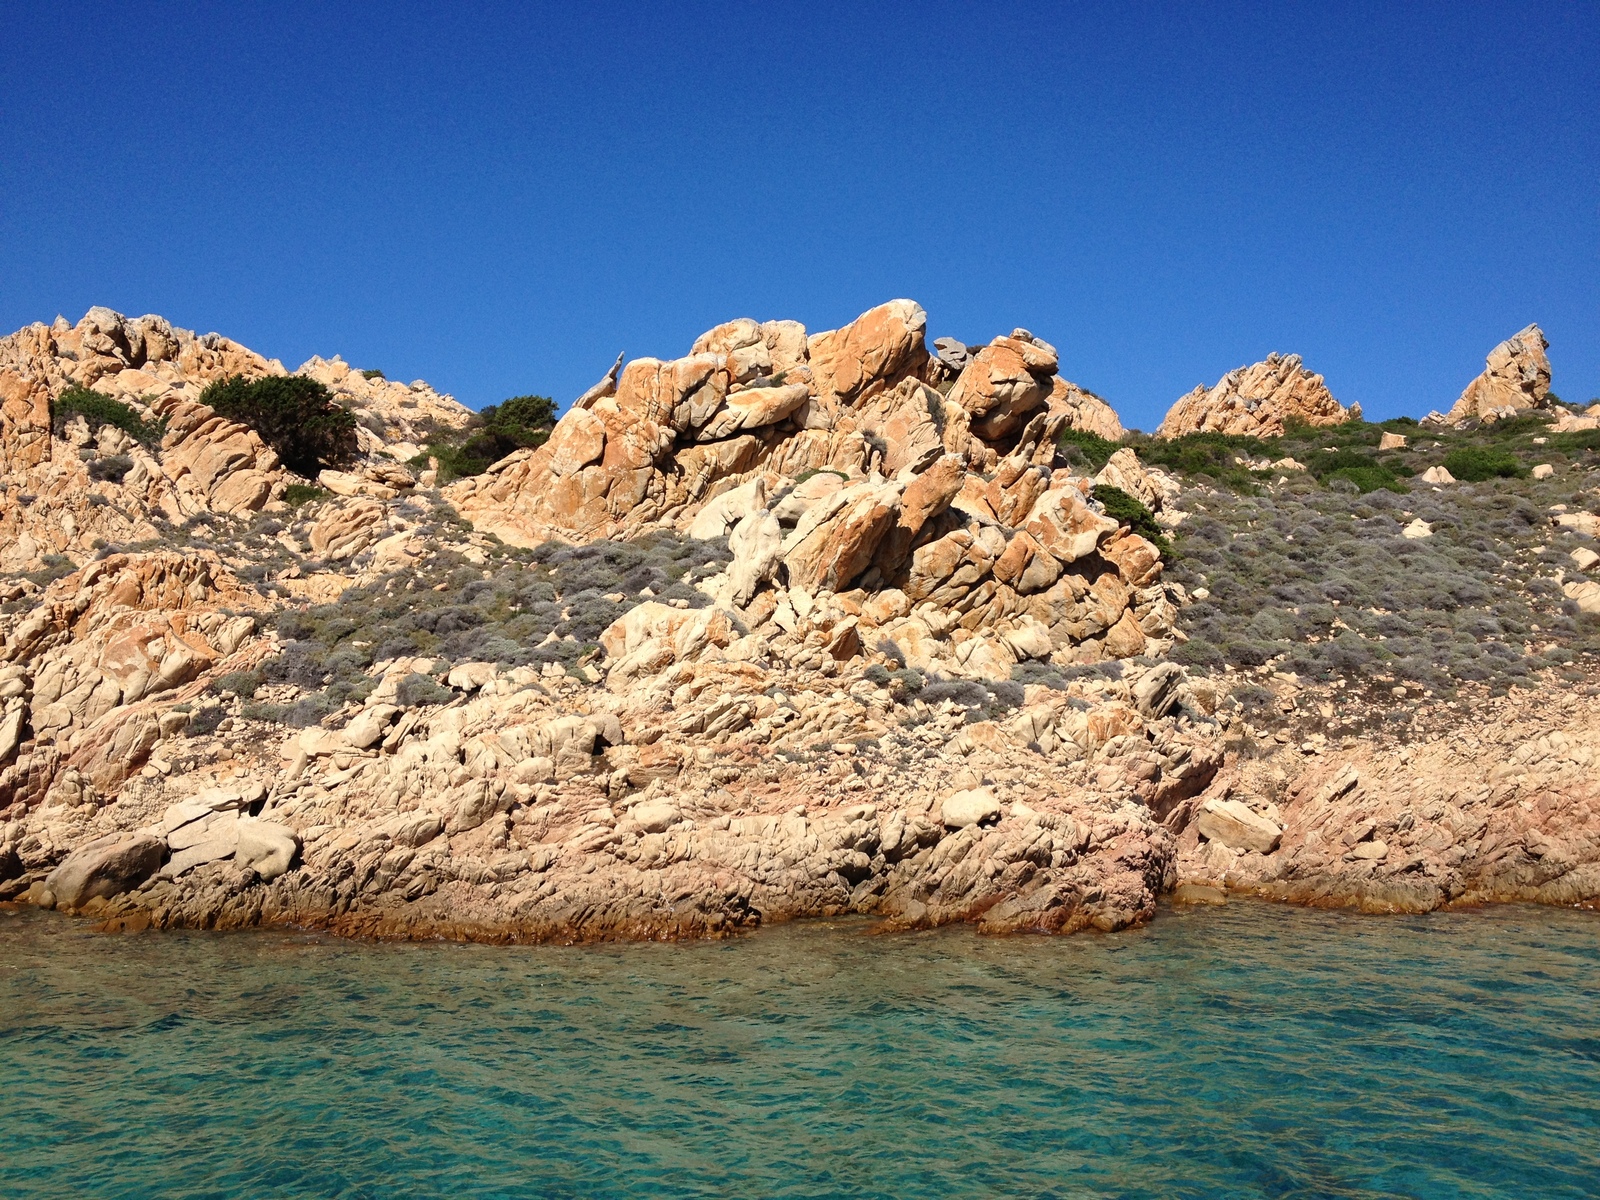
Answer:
[
  {"left": 1, "top": 304, "right": 1596, "bottom": 942},
  {"left": 1157, "top": 353, "right": 1355, "bottom": 439}
]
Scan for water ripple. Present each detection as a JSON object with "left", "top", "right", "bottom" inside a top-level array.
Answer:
[{"left": 1, "top": 903, "right": 1598, "bottom": 1198}]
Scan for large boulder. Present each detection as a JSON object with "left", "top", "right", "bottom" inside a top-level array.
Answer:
[
  {"left": 948, "top": 332, "right": 1058, "bottom": 442},
  {"left": 1196, "top": 798, "right": 1282, "bottom": 854},
  {"left": 941, "top": 787, "right": 1002, "bottom": 829},
  {"left": 43, "top": 831, "right": 165, "bottom": 909},
  {"left": 782, "top": 482, "right": 902, "bottom": 593},
  {"left": 235, "top": 819, "right": 300, "bottom": 881},
  {"left": 853, "top": 378, "right": 946, "bottom": 476},
  {"left": 806, "top": 300, "right": 928, "bottom": 413},
  {"left": 1157, "top": 354, "right": 1353, "bottom": 439},
  {"left": 1446, "top": 324, "right": 1551, "bottom": 423}
]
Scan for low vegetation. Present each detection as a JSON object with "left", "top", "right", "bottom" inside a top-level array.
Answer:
[
  {"left": 236, "top": 527, "right": 733, "bottom": 727},
  {"left": 1157, "top": 416, "right": 1600, "bottom": 705},
  {"left": 1091, "top": 484, "right": 1171, "bottom": 557}
]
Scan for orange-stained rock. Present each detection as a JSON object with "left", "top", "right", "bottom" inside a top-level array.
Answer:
[
  {"left": 0, "top": 369, "right": 52, "bottom": 472},
  {"left": 853, "top": 377, "right": 945, "bottom": 476},
  {"left": 992, "top": 530, "right": 1063, "bottom": 595},
  {"left": 875, "top": 454, "right": 966, "bottom": 575},
  {"left": 1023, "top": 485, "right": 1120, "bottom": 564},
  {"left": 1048, "top": 377, "right": 1125, "bottom": 442},
  {"left": 1101, "top": 530, "right": 1164, "bottom": 588},
  {"left": 1094, "top": 448, "right": 1168, "bottom": 513},
  {"left": 1102, "top": 608, "right": 1148, "bottom": 658},
  {"left": 694, "top": 382, "right": 810, "bottom": 442},
  {"left": 1447, "top": 324, "right": 1551, "bottom": 424},
  {"left": 544, "top": 408, "right": 608, "bottom": 477},
  {"left": 807, "top": 300, "right": 928, "bottom": 413},
  {"left": 309, "top": 499, "right": 387, "bottom": 560},
  {"left": 1157, "top": 353, "right": 1353, "bottom": 439},
  {"left": 948, "top": 335, "right": 1056, "bottom": 442},
  {"left": 985, "top": 457, "right": 1048, "bottom": 527},
  {"left": 691, "top": 317, "right": 810, "bottom": 383},
  {"left": 783, "top": 483, "right": 901, "bottom": 593}
]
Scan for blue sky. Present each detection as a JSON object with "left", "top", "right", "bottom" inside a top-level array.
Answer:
[{"left": 2, "top": 2, "right": 1595, "bottom": 430}]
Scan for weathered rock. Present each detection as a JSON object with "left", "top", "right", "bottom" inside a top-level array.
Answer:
[
  {"left": 1048, "top": 378, "right": 1125, "bottom": 442},
  {"left": 235, "top": 820, "right": 300, "bottom": 881},
  {"left": 1094, "top": 448, "right": 1167, "bottom": 512},
  {"left": 783, "top": 483, "right": 901, "bottom": 593},
  {"left": 948, "top": 334, "right": 1057, "bottom": 442},
  {"left": 807, "top": 300, "right": 928, "bottom": 413},
  {"left": 941, "top": 788, "right": 1002, "bottom": 829},
  {"left": 853, "top": 378, "right": 945, "bottom": 476},
  {"left": 43, "top": 831, "right": 165, "bottom": 909},
  {"left": 1196, "top": 798, "right": 1282, "bottom": 854},
  {"left": 1158, "top": 354, "right": 1353, "bottom": 439},
  {"left": 1024, "top": 486, "right": 1120, "bottom": 564},
  {"left": 1447, "top": 324, "right": 1551, "bottom": 424},
  {"left": 1563, "top": 580, "right": 1600, "bottom": 614}
]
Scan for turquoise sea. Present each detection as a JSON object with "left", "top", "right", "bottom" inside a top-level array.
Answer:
[{"left": 2, "top": 901, "right": 1597, "bottom": 1199}]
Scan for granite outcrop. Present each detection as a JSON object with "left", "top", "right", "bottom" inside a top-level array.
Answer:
[
  {"left": 3, "top": 304, "right": 1597, "bottom": 944},
  {"left": 1157, "top": 353, "right": 1356, "bottom": 439},
  {"left": 1446, "top": 324, "right": 1552, "bottom": 425}
]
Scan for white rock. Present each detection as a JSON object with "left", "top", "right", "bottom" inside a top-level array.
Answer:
[
  {"left": 1401, "top": 518, "right": 1432, "bottom": 539},
  {"left": 446, "top": 662, "right": 497, "bottom": 691},
  {"left": 941, "top": 787, "right": 1001, "bottom": 829},
  {"left": 1196, "top": 798, "right": 1282, "bottom": 854},
  {"left": 1562, "top": 580, "right": 1600, "bottom": 614},
  {"left": 629, "top": 802, "right": 681, "bottom": 833},
  {"left": 1532, "top": 463, "right": 1554, "bottom": 480},
  {"left": 235, "top": 820, "right": 300, "bottom": 881},
  {"left": 1571, "top": 547, "right": 1600, "bottom": 572},
  {"left": 343, "top": 704, "right": 399, "bottom": 749},
  {"left": 1420, "top": 466, "right": 1455, "bottom": 484}
]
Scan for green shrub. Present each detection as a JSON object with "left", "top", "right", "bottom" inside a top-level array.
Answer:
[
  {"left": 200, "top": 375, "right": 357, "bottom": 476},
  {"left": 188, "top": 705, "right": 227, "bottom": 737},
  {"left": 284, "top": 484, "right": 327, "bottom": 507},
  {"left": 414, "top": 394, "right": 560, "bottom": 483},
  {"left": 482, "top": 394, "right": 557, "bottom": 433},
  {"left": 1057, "top": 427, "right": 1119, "bottom": 471},
  {"left": 1092, "top": 484, "right": 1173, "bottom": 556},
  {"left": 1136, "top": 431, "right": 1268, "bottom": 492},
  {"left": 51, "top": 387, "right": 164, "bottom": 446},
  {"left": 361, "top": 368, "right": 386, "bottom": 380},
  {"left": 1443, "top": 446, "right": 1525, "bottom": 482},
  {"left": 395, "top": 672, "right": 453, "bottom": 708},
  {"left": 213, "top": 669, "right": 264, "bottom": 698}
]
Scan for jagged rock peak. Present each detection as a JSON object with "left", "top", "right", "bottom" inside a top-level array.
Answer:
[
  {"left": 1156, "top": 353, "right": 1355, "bottom": 440},
  {"left": 1446, "top": 324, "right": 1551, "bottom": 425}
]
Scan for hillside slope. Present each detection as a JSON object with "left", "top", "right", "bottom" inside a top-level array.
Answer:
[{"left": 1, "top": 306, "right": 1597, "bottom": 939}]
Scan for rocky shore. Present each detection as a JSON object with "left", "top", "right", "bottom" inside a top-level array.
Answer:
[{"left": 2, "top": 303, "right": 1597, "bottom": 941}]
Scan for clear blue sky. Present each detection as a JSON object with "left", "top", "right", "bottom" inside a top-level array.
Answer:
[{"left": 3, "top": 3, "right": 1595, "bottom": 431}]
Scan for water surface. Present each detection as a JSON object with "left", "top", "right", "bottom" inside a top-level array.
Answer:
[{"left": 2, "top": 902, "right": 1597, "bottom": 1198}]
